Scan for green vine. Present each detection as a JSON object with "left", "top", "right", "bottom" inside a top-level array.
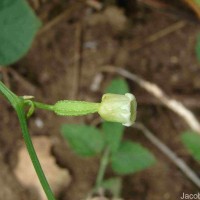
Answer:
[
  {"left": 0, "top": 81, "right": 56, "bottom": 200},
  {"left": 95, "top": 147, "right": 110, "bottom": 189}
]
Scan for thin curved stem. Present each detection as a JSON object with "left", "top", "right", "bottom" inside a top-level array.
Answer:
[
  {"left": 16, "top": 106, "right": 56, "bottom": 200},
  {"left": 95, "top": 147, "right": 110, "bottom": 188},
  {"left": 0, "top": 81, "right": 56, "bottom": 200}
]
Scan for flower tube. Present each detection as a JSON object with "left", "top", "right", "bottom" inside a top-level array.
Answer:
[{"left": 98, "top": 93, "right": 137, "bottom": 126}]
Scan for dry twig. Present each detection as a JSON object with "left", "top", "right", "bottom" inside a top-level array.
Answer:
[
  {"left": 130, "top": 21, "right": 186, "bottom": 52},
  {"left": 100, "top": 66, "right": 200, "bottom": 134},
  {"left": 86, "top": 0, "right": 103, "bottom": 11},
  {"left": 30, "top": 0, "right": 40, "bottom": 10},
  {"left": 135, "top": 94, "right": 200, "bottom": 108},
  {"left": 0, "top": 66, "right": 10, "bottom": 88},
  {"left": 9, "top": 68, "right": 37, "bottom": 94},
  {"left": 134, "top": 122, "right": 200, "bottom": 188},
  {"left": 38, "top": 2, "right": 83, "bottom": 36},
  {"left": 72, "top": 22, "right": 83, "bottom": 98},
  {"left": 90, "top": 73, "right": 103, "bottom": 92},
  {"left": 183, "top": 0, "right": 200, "bottom": 19}
]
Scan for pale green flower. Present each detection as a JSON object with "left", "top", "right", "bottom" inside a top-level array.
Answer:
[
  {"left": 98, "top": 93, "right": 137, "bottom": 126},
  {"left": 52, "top": 93, "right": 137, "bottom": 126}
]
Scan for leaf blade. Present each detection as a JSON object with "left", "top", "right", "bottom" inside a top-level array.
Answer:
[
  {"left": 0, "top": 0, "right": 41, "bottom": 65},
  {"left": 61, "top": 124, "right": 104, "bottom": 157},
  {"left": 101, "top": 177, "right": 122, "bottom": 197},
  {"left": 105, "top": 78, "right": 130, "bottom": 94},
  {"left": 111, "top": 141, "right": 155, "bottom": 175},
  {"left": 102, "top": 122, "right": 124, "bottom": 153},
  {"left": 181, "top": 131, "right": 200, "bottom": 161},
  {"left": 196, "top": 34, "right": 200, "bottom": 62}
]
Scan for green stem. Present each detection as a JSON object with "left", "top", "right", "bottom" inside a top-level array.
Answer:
[
  {"left": 34, "top": 101, "right": 54, "bottom": 111},
  {"left": 17, "top": 107, "right": 55, "bottom": 200},
  {"left": 95, "top": 147, "right": 110, "bottom": 188},
  {"left": 0, "top": 81, "right": 56, "bottom": 200}
]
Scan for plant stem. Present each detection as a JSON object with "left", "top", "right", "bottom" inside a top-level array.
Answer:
[
  {"left": 95, "top": 147, "right": 110, "bottom": 188},
  {"left": 0, "top": 81, "right": 56, "bottom": 200},
  {"left": 17, "top": 107, "right": 56, "bottom": 200},
  {"left": 34, "top": 101, "right": 54, "bottom": 111},
  {"left": 0, "top": 81, "right": 18, "bottom": 107}
]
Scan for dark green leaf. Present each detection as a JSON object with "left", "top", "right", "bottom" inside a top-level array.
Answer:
[
  {"left": 0, "top": 0, "right": 41, "bottom": 65},
  {"left": 102, "top": 122, "right": 124, "bottom": 153},
  {"left": 105, "top": 78, "right": 129, "bottom": 94},
  {"left": 196, "top": 35, "right": 200, "bottom": 62},
  {"left": 101, "top": 177, "right": 122, "bottom": 197},
  {"left": 195, "top": 0, "right": 200, "bottom": 6},
  {"left": 111, "top": 141, "right": 155, "bottom": 175},
  {"left": 61, "top": 124, "right": 104, "bottom": 157},
  {"left": 181, "top": 131, "right": 200, "bottom": 161}
]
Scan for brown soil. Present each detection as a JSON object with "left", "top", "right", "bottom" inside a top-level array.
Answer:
[{"left": 0, "top": 1, "right": 200, "bottom": 200}]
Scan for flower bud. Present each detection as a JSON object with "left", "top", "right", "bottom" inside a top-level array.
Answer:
[{"left": 98, "top": 93, "right": 137, "bottom": 126}]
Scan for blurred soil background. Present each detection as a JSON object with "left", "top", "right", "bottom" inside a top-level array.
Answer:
[{"left": 0, "top": 0, "right": 200, "bottom": 199}]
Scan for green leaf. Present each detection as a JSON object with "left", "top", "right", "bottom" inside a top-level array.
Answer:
[
  {"left": 0, "top": 0, "right": 41, "bottom": 65},
  {"left": 194, "top": 0, "right": 200, "bottom": 7},
  {"left": 105, "top": 78, "right": 129, "bottom": 94},
  {"left": 111, "top": 141, "right": 155, "bottom": 175},
  {"left": 61, "top": 124, "right": 104, "bottom": 157},
  {"left": 102, "top": 122, "right": 124, "bottom": 153},
  {"left": 181, "top": 131, "right": 200, "bottom": 161},
  {"left": 196, "top": 35, "right": 200, "bottom": 62},
  {"left": 101, "top": 177, "right": 122, "bottom": 197}
]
